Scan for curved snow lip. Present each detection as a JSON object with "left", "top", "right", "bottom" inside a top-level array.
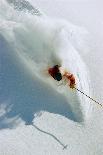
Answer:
[
  {"left": 19, "top": 19, "right": 92, "bottom": 123},
  {"left": 0, "top": 0, "right": 92, "bottom": 127},
  {"left": 0, "top": 36, "right": 80, "bottom": 130}
]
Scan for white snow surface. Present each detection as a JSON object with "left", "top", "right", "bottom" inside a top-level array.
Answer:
[{"left": 0, "top": 0, "right": 103, "bottom": 154}]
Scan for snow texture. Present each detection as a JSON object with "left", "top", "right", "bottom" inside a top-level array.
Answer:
[{"left": 0, "top": 0, "right": 103, "bottom": 154}]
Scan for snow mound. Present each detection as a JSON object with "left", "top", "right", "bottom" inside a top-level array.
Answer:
[{"left": 0, "top": 0, "right": 92, "bottom": 122}]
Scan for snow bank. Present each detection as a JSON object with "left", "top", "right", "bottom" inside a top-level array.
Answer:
[{"left": 0, "top": 0, "right": 92, "bottom": 122}]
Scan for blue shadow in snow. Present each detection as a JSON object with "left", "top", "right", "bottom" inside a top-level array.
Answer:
[{"left": 0, "top": 35, "right": 80, "bottom": 129}]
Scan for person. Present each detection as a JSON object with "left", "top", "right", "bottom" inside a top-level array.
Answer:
[
  {"left": 48, "top": 65, "right": 76, "bottom": 88},
  {"left": 48, "top": 65, "right": 62, "bottom": 81},
  {"left": 63, "top": 72, "right": 75, "bottom": 88}
]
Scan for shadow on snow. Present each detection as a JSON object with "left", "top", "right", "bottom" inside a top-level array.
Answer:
[{"left": 0, "top": 35, "right": 80, "bottom": 129}]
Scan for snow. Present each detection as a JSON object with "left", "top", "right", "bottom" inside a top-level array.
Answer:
[
  {"left": 0, "top": 111, "right": 103, "bottom": 155},
  {"left": 0, "top": 0, "right": 103, "bottom": 154}
]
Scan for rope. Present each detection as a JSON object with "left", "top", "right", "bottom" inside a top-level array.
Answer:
[{"left": 74, "top": 87, "right": 103, "bottom": 108}]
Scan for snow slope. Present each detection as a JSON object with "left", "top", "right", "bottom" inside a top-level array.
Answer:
[{"left": 0, "top": 0, "right": 103, "bottom": 154}]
